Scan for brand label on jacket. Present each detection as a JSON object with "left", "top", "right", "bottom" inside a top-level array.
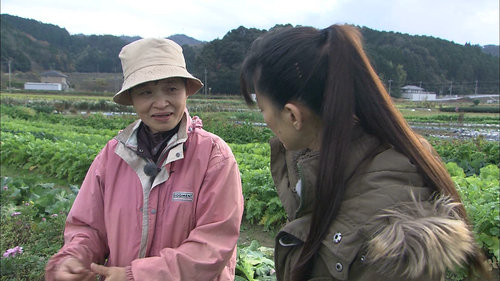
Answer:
[{"left": 172, "top": 192, "right": 194, "bottom": 202}]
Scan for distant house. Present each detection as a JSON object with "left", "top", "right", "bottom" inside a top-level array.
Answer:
[
  {"left": 24, "top": 82, "right": 63, "bottom": 91},
  {"left": 401, "top": 85, "right": 436, "bottom": 101},
  {"left": 40, "top": 70, "right": 69, "bottom": 90},
  {"left": 24, "top": 70, "right": 69, "bottom": 91}
]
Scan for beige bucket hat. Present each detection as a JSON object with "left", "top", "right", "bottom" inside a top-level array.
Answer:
[{"left": 113, "top": 38, "right": 203, "bottom": 105}]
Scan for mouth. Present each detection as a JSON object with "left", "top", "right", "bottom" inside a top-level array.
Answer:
[
  {"left": 152, "top": 112, "right": 173, "bottom": 117},
  {"left": 152, "top": 112, "right": 173, "bottom": 121}
]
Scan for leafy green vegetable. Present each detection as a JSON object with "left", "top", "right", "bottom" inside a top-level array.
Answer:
[{"left": 236, "top": 241, "right": 276, "bottom": 281}]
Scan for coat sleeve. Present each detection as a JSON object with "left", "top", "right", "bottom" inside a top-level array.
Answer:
[
  {"left": 45, "top": 148, "right": 109, "bottom": 280},
  {"left": 129, "top": 141, "right": 244, "bottom": 281}
]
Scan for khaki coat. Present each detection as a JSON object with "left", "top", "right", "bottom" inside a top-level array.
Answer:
[{"left": 270, "top": 128, "right": 478, "bottom": 281}]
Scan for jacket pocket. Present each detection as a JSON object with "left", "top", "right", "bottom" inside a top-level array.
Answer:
[
  {"left": 274, "top": 232, "right": 303, "bottom": 281},
  {"left": 315, "top": 221, "right": 364, "bottom": 280}
]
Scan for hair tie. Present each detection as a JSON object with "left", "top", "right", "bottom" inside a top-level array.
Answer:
[{"left": 294, "top": 62, "right": 303, "bottom": 79}]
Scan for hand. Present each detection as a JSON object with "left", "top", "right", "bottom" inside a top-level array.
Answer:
[
  {"left": 90, "top": 263, "right": 127, "bottom": 281},
  {"left": 53, "top": 257, "right": 95, "bottom": 281}
]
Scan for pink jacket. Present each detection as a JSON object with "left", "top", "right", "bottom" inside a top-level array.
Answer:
[{"left": 45, "top": 112, "right": 244, "bottom": 281}]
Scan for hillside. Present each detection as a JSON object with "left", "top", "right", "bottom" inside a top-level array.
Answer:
[
  {"left": 1, "top": 13, "right": 498, "bottom": 95},
  {"left": 482, "top": 45, "right": 500, "bottom": 57},
  {"left": 167, "top": 34, "right": 205, "bottom": 46},
  {"left": 0, "top": 14, "right": 204, "bottom": 74}
]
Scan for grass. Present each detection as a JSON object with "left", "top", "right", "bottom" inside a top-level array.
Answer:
[
  {"left": 1, "top": 92, "right": 113, "bottom": 101},
  {"left": 0, "top": 164, "right": 71, "bottom": 192}
]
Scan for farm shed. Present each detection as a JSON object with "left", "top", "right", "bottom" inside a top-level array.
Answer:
[
  {"left": 40, "top": 70, "right": 69, "bottom": 90},
  {"left": 401, "top": 85, "right": 436, "bottom": 101},
  {"left": 24, "top": 82, "right": 62, "bottom": 91}
]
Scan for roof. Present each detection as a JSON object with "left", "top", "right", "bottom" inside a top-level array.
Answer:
[
  {"left": 401, "top": 85, "right": 424, "bottom": 90},
  {"left": 40, "top": 70, "right": 68, "bottom": 78}
]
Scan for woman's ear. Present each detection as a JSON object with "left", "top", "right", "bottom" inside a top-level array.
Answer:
[{"left": 283, "top": 102, "right": 304, "bottom": 130}]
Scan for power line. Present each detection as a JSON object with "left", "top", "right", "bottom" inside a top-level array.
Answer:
[{"left": 380, "top": 78, "right": 499, "bottom": 95}]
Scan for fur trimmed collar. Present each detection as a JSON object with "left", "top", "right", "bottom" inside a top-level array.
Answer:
[{"left": 367, "top": 194, "right": 478, "bottom": 279}]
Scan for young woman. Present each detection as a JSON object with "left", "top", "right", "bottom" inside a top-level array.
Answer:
[
  {"left": 240, "top": 25, "right": 490, "bottom": 281},
  {"left": 46, "top": 38, "right": 244, "bottom": 281}
]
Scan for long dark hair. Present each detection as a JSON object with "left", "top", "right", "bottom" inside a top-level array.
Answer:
[{"left": 240, "top": 24, "right": 488, "bottom": 280}]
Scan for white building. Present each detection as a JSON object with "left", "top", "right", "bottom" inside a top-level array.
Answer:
[
  {"left": 401, "top": 85, "right": 436, "bottom": 101},
  {"left": 24, "top": 82, "right": 62, "bottom": 91},
  {"left": 23, "top": 70, "right": 69, "bottom": 91}
]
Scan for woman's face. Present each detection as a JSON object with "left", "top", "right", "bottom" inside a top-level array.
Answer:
[
  {"left": 256, "top": 92, "right": 321, "bottom": 151},
  {"left": 130, "top": 78, "right": 187, "bottom": 133}
]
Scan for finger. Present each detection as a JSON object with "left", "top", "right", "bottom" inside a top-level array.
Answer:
[
  {"left": 54, "top": 271, "right": 78, "bottom": 281},
  {"left": 54, "top": 270, "right": 89, "bottom": 281},
  {"left": 90, "top": 263, "right": 109, "bottom": 276},
  {"left": 61, "top": 258, "right": 89, "bottom": 274},
  {"left": 68, "top": 266, "right": 89, "bottom": 274},
  {"left": 54, "top": 263, "right": 89, "bottom": 281}
]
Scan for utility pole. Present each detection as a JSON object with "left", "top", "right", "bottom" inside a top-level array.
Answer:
[
  {"left": 449, "top": 81, "right": 453, "bottom": 96},
  {"left": 474, "top": 80, "right": 478, "bottom": 95},
  {"left": 8, "top": 58, "right": 12, "bottom": 92},
  {"left": 114, "top": 67, "right": 119, "bottom": 92},
  {"left": 204, "top": 68, "right": 208, "bottom": 96}
]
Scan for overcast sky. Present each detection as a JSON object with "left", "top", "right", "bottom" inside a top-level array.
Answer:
[{"left": 1, "top": 0, "right": 498, "bottom": 46}]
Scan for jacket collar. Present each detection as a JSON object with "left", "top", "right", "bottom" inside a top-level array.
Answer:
[
  {"left": 271, "top": 126, "right": 384, "bottom": 219},
  {"left": 115, "top": 108, "right": 193, "bottom": 151}
]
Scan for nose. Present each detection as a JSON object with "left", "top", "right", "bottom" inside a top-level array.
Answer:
[{"left": 152, "top": 91, "right": 169, "bottom": 108}]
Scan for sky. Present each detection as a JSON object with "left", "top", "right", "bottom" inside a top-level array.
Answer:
[{"left": 1, "top": 0, "right": 499, "bottom": 46}]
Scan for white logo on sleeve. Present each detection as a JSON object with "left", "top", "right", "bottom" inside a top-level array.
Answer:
[{"left": 172, "top": 192, "right": 194, "bottom": 202}]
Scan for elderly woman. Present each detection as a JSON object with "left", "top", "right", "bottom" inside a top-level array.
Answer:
[{"left": 46, "top": 38, "right": 243, "bottom": 281}]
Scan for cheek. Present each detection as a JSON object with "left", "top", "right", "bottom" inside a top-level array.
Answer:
[
  {"left": 263, "top": 113, "right": 276, "bottom": 132},
  {"left": 176, "top": 98, "right": 187, "bottom": 110},
  {"left": 171, "top": 93, "right": 187, "bottom": 107},
  {"left": 131, "top": 97, "right": 150, "bottom": 112}
]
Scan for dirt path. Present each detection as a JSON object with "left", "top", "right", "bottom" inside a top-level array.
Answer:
[{"left": 238, "top": 219, "right": 277, "bottom": 248}]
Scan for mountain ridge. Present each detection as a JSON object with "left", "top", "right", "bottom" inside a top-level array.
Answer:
[{"left": 1, "top": 13, "right": 498, "bottom": 96}]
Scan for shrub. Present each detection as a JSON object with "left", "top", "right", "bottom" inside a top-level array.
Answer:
[
  {"left": 236, "top": 240, "right": 276, "bottom": 281},
  {"left": 230, "top": 143, "right": 287, "bottom": 230},
  {"left": 430, "top": 137, "right": 499, "bottom": 175},
  {"left": 205, "top": 121, "right": 273, "bottom": 144},
  {"left": 440, "top": 106, "right": 500, "bottom": 113},
  {"left": 0, "top": 177, "right": 74, "bottom": 280},
  {"left": 446, "top": 163, "right": 499, "bottom": 267}
]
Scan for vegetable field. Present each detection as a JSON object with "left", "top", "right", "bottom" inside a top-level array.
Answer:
[{"left": 1, "top": 92, "right": 498, "bottom": 280}]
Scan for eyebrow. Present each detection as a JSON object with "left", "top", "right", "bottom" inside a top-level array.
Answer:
[{"left": 158, "top": 79, "right": 182, "bottom": 85}]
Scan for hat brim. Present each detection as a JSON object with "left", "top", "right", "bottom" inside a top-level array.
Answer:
[{"left": 113, "top": 65, "right": 203, "bottom": 105}]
